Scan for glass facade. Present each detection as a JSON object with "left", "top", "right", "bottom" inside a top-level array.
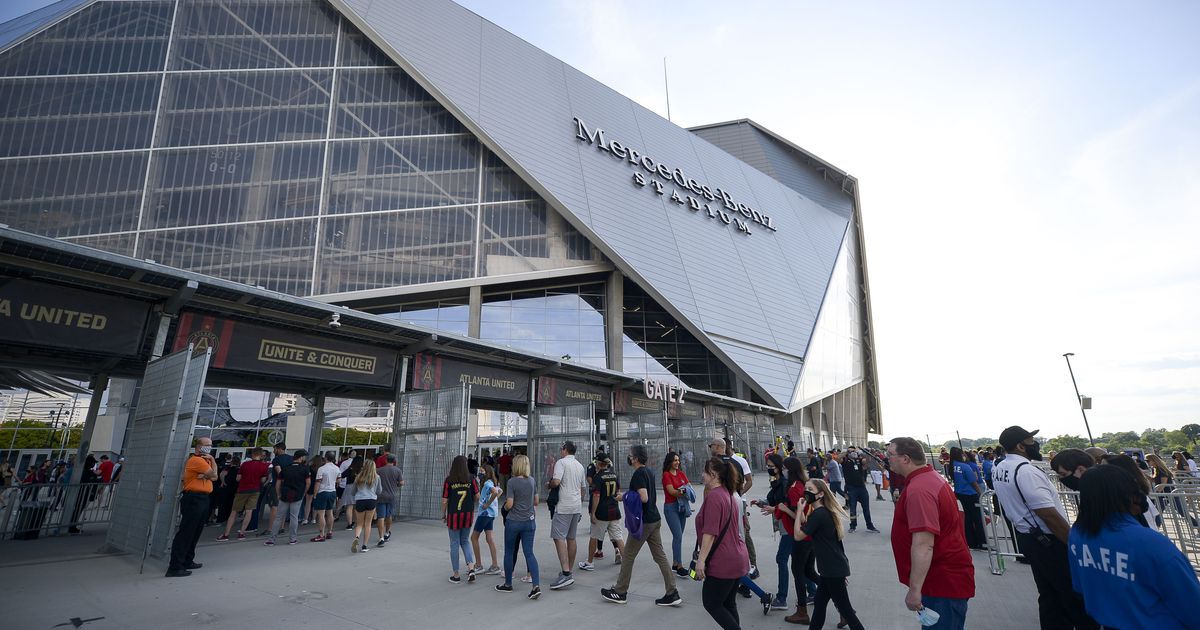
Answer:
[
  {"left": 622, "top": 280, "right": 733, "bottom": 396},
  {"left": 0, "top": 0, "right": 599, "bottom": 296},
  {"left": 480, "top": 284, "right": 607, "bottom": 368},
  {"left": 792, "top": 228, "right": 866, "bottom": 408}
]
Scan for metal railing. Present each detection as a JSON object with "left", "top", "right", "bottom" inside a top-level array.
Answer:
[
  {"left": 0, "top": 482, "right": 117, "bottom": 540},
  {"left": 980, "top": 487, "right": 1200, "bottom": 576}
]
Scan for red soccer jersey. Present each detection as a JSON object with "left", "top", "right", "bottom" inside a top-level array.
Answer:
[
  {"left": 443, "top": 478, "right": 479, "bottom": 530},
  {"left": 891, "top": 465, "right": 975, "bottom": 599}
]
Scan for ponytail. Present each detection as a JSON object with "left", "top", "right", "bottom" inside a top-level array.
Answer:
[{"left": 705, "top": 457, "right": 738, "bottom": 494}]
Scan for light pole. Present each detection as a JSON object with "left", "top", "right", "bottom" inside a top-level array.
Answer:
[{"left": 1062, "top": 353, "right": 1095, "bottom": 447}]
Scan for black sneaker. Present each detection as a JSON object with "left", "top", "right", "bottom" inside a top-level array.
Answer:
[
  {"left": 655, "top": 590, "right": 683, "bottom": 607},
  {"left": 601, "top": 587, "right": 627, "bottom": 604},
  {"left": 467, "top": 571, "right": 476, "bottom": 584},
  {"left": 164, "top": 569, "right": 192, "bottom": 578},
  {"left": 737, "top": 584, "right": 752, "bottom": 598},
  {"left": 866, "top": 527, "right": 880, "bottom": 533},
  {"left": 495, "top": 583, "right": 513, "bottom": 593},
  {"left": 448, "top": 575, "right": 461, "bottom": 584},
  {"left": 528, "top": 586, "right": 541, "bottom": 600},
  {"left": 674, "top": 566, "right": 689, "bottom": 578}
]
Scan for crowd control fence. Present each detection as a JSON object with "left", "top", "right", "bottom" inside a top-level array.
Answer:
[
  {"left": 0, "top": 482, "right": 118, "bottom": 540},
  {"left": 979, "top": 485, "right": 1200, "bottom": 576}
]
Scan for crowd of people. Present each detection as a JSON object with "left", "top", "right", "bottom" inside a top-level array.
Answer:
[
  {"left": 0, "top": 452, "right": 123, "bottom": 535},
  {"left": 160, "top": 427, "right": 1199, "bottom": 630}
]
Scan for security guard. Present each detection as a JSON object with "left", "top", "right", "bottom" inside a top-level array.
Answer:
[{"left": 991, "top": 426, "right": 1097, "bottom": 630}]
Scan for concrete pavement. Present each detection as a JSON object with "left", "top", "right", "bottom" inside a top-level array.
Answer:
[{"left": 0, "top": 487, "right": 1040, "bottom": 629}]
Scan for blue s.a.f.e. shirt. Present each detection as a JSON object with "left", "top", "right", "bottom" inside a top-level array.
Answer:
[
  {"left": 1069, "top": 513, "right": 1200, "bottom": 630},
  {"left": 951, "top": 460, "right": 978, "bottom": 495}
]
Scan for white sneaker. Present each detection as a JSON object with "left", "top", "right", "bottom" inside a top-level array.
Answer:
[{"left": 578, "top": 561, "right": 595, "bottom": 571}]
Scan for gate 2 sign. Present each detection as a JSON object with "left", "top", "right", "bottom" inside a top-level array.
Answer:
[{"left": 644, "top": 377, "right": 686, "bottom": 404}]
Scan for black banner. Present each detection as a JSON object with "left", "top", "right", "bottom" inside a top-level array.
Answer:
[
  {"left": 411, "top": 353, "right": 529, "bottom": 402},
  {"left": 0, "top": 277, "right": 150, "bottom": 356},
  {"left": 535, "top": 376, "right": 610, "bottom": 411},
  {"left": 668, "top": 399, "right": 704, "bottom": 421},
  {"left": 613, "top": 389, "right": 664, "bottom": 415},
  {"left": 171, "top": 311, "right": 398, "bottom": 388}
]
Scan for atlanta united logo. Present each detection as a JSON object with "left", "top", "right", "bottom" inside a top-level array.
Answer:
[{"left": 187, "top": 328, "right": 220, "bottom": 356}]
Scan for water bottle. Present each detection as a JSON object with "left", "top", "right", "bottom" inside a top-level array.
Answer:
[{"left": 917, "top": 606, "right": 941, "bottom": 626}]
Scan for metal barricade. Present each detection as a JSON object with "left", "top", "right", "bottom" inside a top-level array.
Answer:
[
  {"left": 979, "top": 487, "right": 1200, "bottom": 575},
  {"left": 0, "top": 482, "right": 117, "bottom": 540}
]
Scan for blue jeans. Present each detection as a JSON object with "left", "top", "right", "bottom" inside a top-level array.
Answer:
[
  {"left": 448, "top": 527, "right": 473, "bottom": 572},
  {"left": 504, "top": 518, "right": 540, "bottom": 586},
  {"left": 828, "top": 480, "right": 844, "bottom": 498},
  {"left": 663, "top": 503, "right": 687, "bottom": 566},
  {"left": 846, "top": 485, "right": 874, "bottom": 529},
  {"left": 775, "top": 533, "right": 794, "bottom": 601},
  {"left": 921, "top": 596, "right": 968, "bottom": 630}
]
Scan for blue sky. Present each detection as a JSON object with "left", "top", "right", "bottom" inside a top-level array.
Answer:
[{"left": 3, "top": 0, "right": 1199, "bottom": 441}]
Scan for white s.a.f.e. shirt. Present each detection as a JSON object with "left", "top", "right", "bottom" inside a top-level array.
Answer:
[{"left": 991, "top": 453, "right": 1065, "bottom": 534}]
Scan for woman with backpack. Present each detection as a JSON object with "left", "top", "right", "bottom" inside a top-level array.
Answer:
[
  {"left": 443, "top": 455, "right": 479, "bottom": 583},
  {"left": 694, "top": 456, "right": 750, "bottom": 630}
]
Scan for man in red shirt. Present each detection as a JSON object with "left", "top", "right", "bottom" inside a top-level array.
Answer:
[
  {"left": 497, "top": 449, "right": 513, "bottom": 493},
  {"left": 97, "top": 455, "right": 115, "bottom": 483},
  {"left": 887, "top": 437, "right": 975, "bottom": 630},
  {"left": 374, "top": 445, "right": 390, "bottom": 470}
]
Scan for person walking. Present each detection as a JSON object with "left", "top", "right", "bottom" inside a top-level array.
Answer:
[
  {"left": 694, "top": 457, "right": 750, "bottom": 630},
  {"left": 497, "top": 448, "right": 513, "bottom": 493},
  {"left": 949, "top": 447, "right": 986, "bottom": 550},
  {"left": 760, "top": 453, "right": 792, "bottom": 612},
  {"left": 762, "top": 455, "right": 812, "bottom": 623},
  {"left": 375, "top": 453, "right": 405, "bottom": 547},
  {"left": 708, "top": 437, "right": 758, "bottom": 582},
  {"left": 601, "top": 444, "right": 682, "bottom": 607},
  {"left": 471, "top": 463, "right": 503, "bottom": 574},
  {"left": 992, "top": 426, "right": 1098, "bottom": 630},
  {"left": 442, "top": 455, "right": 478, "bottom": 583},
  {"left": 887, "top": 437, "right": 976, "bottom": 630},
  {"left": 350, "top": 459, "right": 380, "bottom": 554},
  {"left": 495, "top": 454, "right": 541, "bottom": 599},
  {"left": 797, "top": 479, "right": 865, "bottom": 630},
  {"left": 256, "top": 442, "right": 292, "bottom": 537},
  {"left": 165, "top": 437, "right": 217, "bottom": 577},
  {"left": 580, "top": 452, "right": 625, "bottom": 571},
  {"left": 825, "top": 452, "right": 845, "bottom": 501},
  {"left": 1068, "top": 465, "right": 1200, "bottom": 630},
  {"left": 661, "top": 450, "right": 691, "bottom": 578},
  {"left": 311, "top": 453, "right": 339, "bottom": 542},
  {"left": 842, "top": 448, "right": 879, "bottom": 534},
  {"left": 340, "top": 455, "right": 363, "bottom": 531},
  {"left": 549, "top": 441, "right": 587, "bottom": 590},
  {"left": 265, "top": 449, "right": 310, "bottom": 547},
  {"left": 217, "top": 447, "right": 268, "bottom": 541}
]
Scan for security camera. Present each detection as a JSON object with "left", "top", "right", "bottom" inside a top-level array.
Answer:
[{"left": 324, "top": 313, "right": 341, "bottom": 328}]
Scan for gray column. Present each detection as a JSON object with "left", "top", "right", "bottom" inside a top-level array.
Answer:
[
  {"left": 306, "top": 393, "right": 326, "bottom": 457},
  {"left": 605, "top": 270, "right": 623, "bottom": 371},
  {"left": 468, "top": 285, "right": 482, "bottom": 338}
]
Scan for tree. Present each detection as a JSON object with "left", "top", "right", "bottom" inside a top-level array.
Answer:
[
  {"left": 1044, "top": 434, "right": 1089, "bottom": 452},
  {"left": 1181, "top": 423, "right": 1200, "bottom": 446},
  {"left": 1139, "top": 428, "right": 1170, "bottom": 453},
  {"left": 867, "top": 440, "right": 882, "bottom": 449},
  {"left": 1096, "top": 431, "right": 1140, "bottom": 452}
]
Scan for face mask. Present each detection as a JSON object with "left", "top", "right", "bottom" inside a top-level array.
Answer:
[
  {"left": 803, "top": 491, "right": 817, "bottom": 504},
  {"left": 199, "top": 446, "right": 212, "bottom": 455},
  {"left": 1059, "top": 474, "right": 1081, "bottom": 491},
  {"left": 1024, "top": 442, "right": 1042, "bottom": 461}
]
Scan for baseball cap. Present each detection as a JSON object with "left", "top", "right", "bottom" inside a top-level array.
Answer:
[
  {"left": 594, "top": 452, "right": 610, "bottom": 463},
  {"left": 999, "top": 426, "right": 1039, "bottom": 450}
]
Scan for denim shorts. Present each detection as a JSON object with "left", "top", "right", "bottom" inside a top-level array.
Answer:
[{"left": 473, "top": 515, "right": 495, "bottom": 532}]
